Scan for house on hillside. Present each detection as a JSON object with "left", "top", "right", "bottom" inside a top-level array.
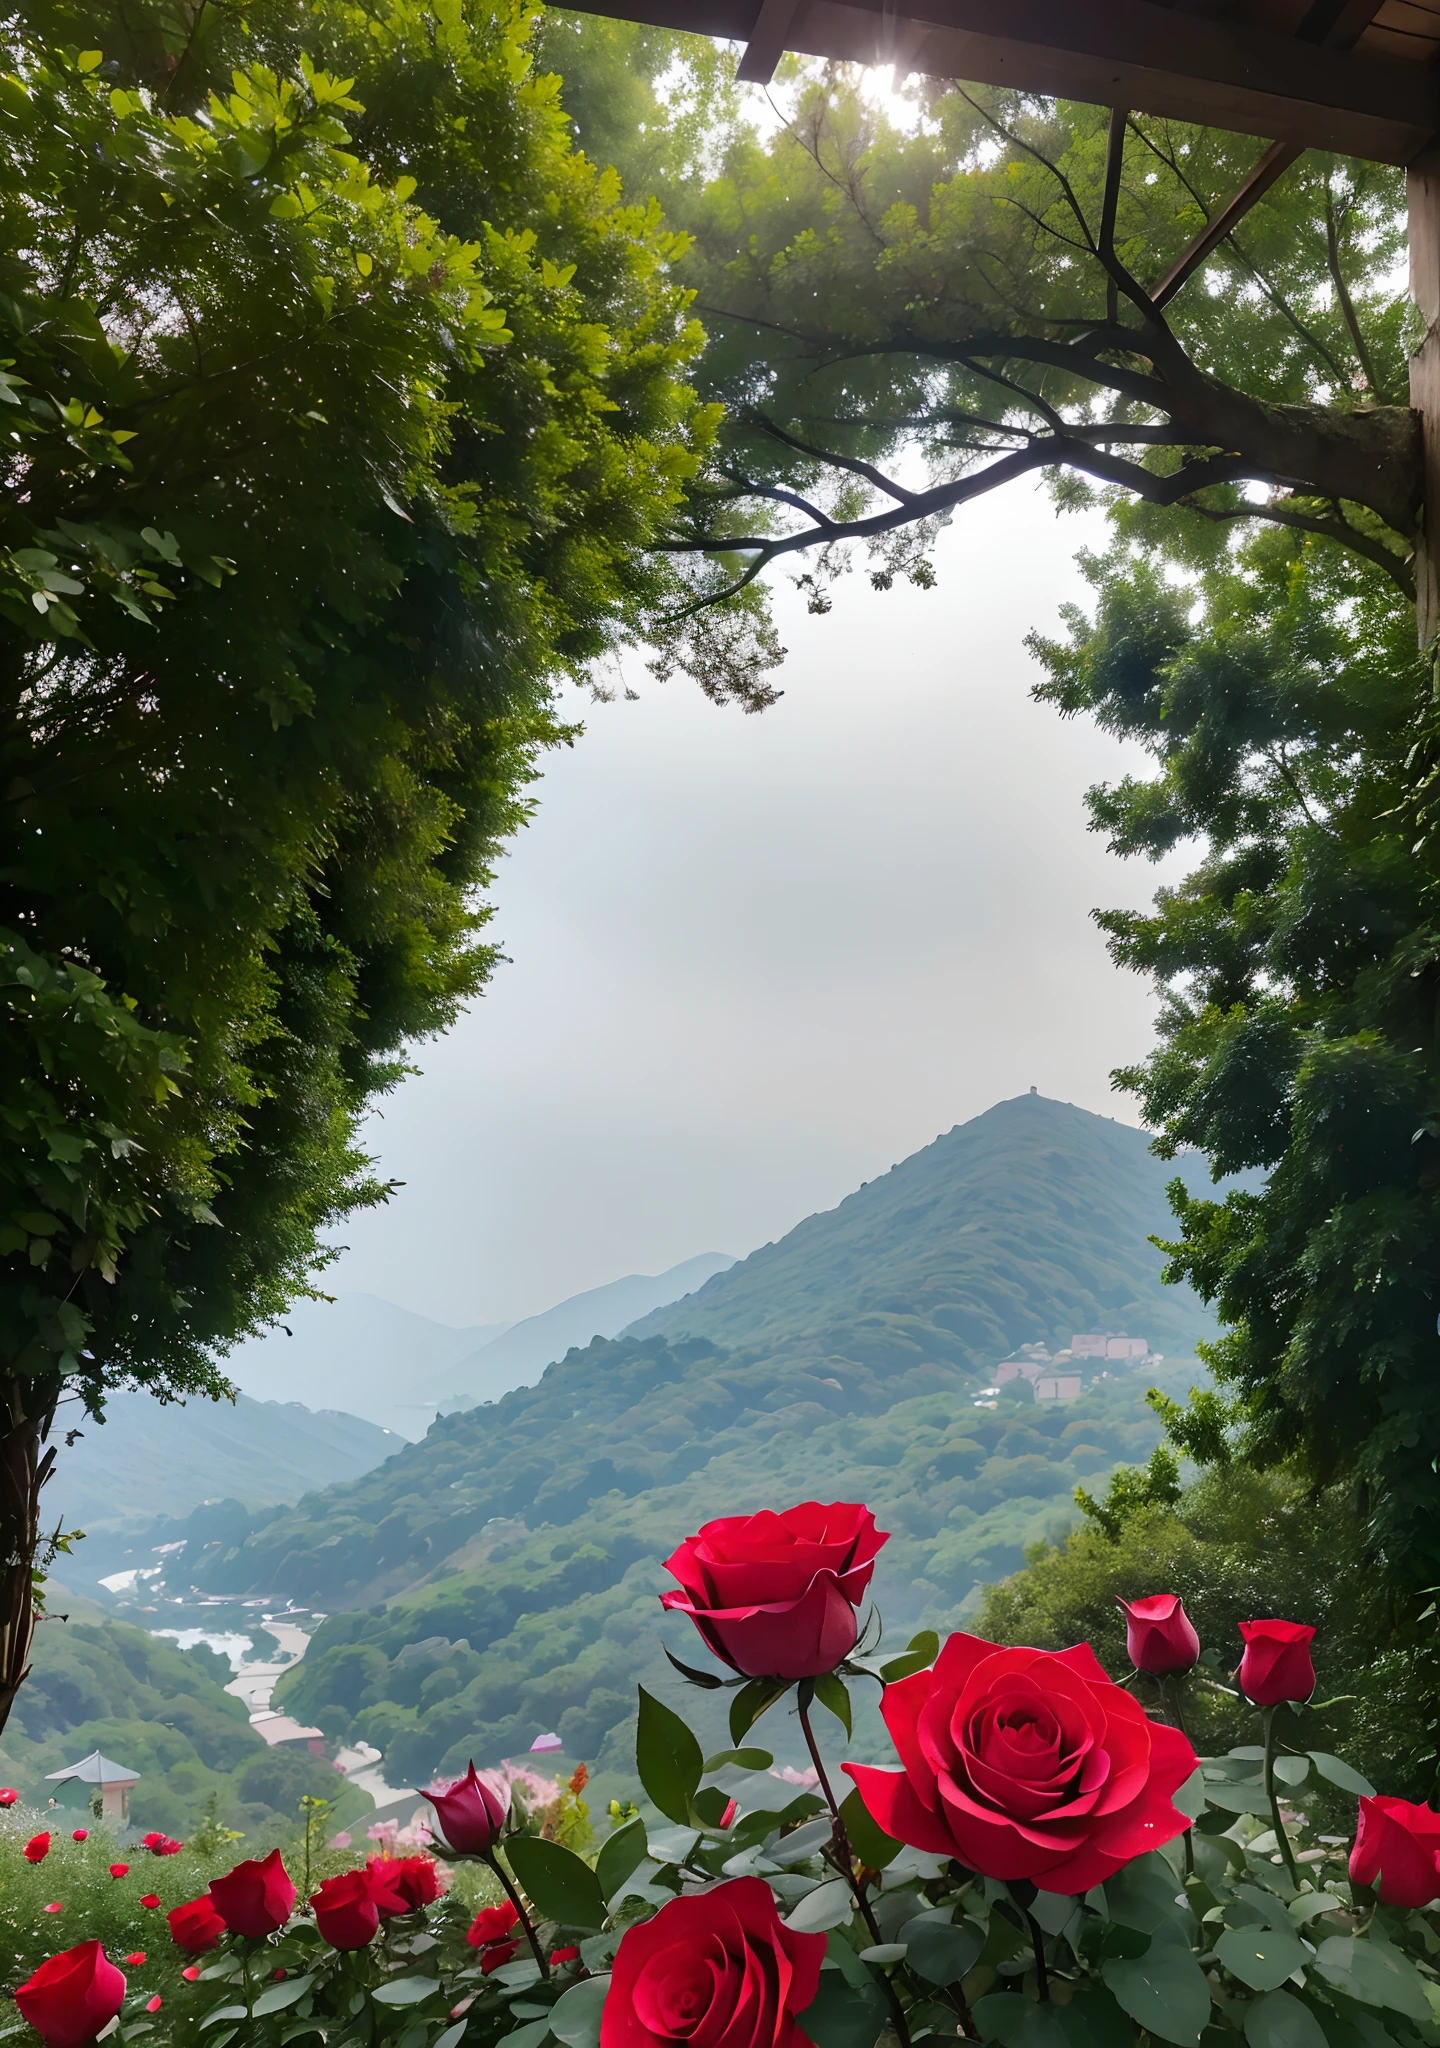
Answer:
[
  {"left": 46, "top": 1750, "right": 140, "bottom": 1822},
  {"left": 250, "top": 1710, "right": 326, "bottom": 1757}
]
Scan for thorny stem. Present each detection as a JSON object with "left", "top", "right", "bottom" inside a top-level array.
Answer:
[
  {"left": 796, "top": 1694, "right": 910, "bottom": 2048},
  {"left": 481, "top": 1849, "right": 550, "bottom": 1980},
  {"left": 1262, "top": 1706, "right": 1301, "bottom": 1888}
]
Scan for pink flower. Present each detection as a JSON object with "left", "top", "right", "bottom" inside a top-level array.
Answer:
[
  {"left": 43, "top": 1903, "right": 62, "bottom": 1914},
  {"left": 182, "top": 1968, "right": 200, "bottom": 1982},
  {"left": 146, "top": 1997, "right": 162, "bottom": 2013}
]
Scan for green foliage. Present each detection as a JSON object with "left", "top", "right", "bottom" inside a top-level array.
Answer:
[
  {"left": 1031, "top": 513, "right": 1440, "bottom": 1613},
  {"left": 1075, "top": 1445, "right": 1182, "bottom": 1540},
  {"left": 978, "top": 1468, "right": 1436, "bottom": 1799},
  {"left": 0, "top": 0, "right": 712, "bottom": 1458}
]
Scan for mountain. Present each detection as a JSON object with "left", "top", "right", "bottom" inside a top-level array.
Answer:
[
  {"left": 224, "top": 1293, "right": 510, "bottom": 1437},
  {"left": 624, "top": 1093, "right": 1218, "bottom": 1360},
  {"left": 99, "top": 1095, "right": 1223, "bottom": 1795},
  {"left": 50, "top": 1392, "right": 405, "bottom": 1535},
  {"left": 433, "top": 1253, "right": 736, "bottom": 1411}
]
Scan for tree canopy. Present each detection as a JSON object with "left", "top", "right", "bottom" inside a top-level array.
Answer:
[{"left": 0, "top": 0, "right": 712, "bottom": 1725}]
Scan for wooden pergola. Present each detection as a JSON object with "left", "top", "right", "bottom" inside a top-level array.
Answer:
[{"left": 570, "top": 0, "right": 1440, "bottom": 636}]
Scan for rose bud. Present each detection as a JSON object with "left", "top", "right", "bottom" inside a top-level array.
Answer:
[
  {"left": 1117, "top": 1594, "right": 1200, "bottom": 1675},
  {"left": 70, "top": 1832, "right": 88, "bottom": 1844},
  {"left": 208, "top": 1848, "right": 296, "bottom": 1938},
  {"left": 604, "top": 1878, "right": 823, "bottom": 2048},
  {"left": 1350, "top": 1795, "right": 1440, "bottom": 1908},
  {"left": 1237, "top": 1619, "right": 1316, "bottom": 1706},
  {"left": 108, "top": 1865, "right": 129, "bottom": 1879},
  {"left": 312, "top": 1869, "right": 389, "bottom": 1950},
  {"left": 139, "top": 1895, "right": 160, "bottom": 1909},
  {"left": 15, "top": 1942, "right": 126, "bottom": 2048},
  {"left": 423, "top": 1763, "right": 508, "bottom": 1855},
  {"left": 24, "top": 1833, "right": 51, "bottom": 1863},
  {"left": 168, "top": 1896, "right": 227, "bottom": 1955},
  {"left": 0, "top": 1789, "right": 17, "bottom": 1806},
  {"left": 660, "top": 1501, "right": 888, "bottom": 1681}
]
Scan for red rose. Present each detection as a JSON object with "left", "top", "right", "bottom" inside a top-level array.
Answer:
[
  {"left": 424, "top": 1762, "right": 508, "bottom": 1855},
  {"left": 1350, "top": 1795, "right": 1440, "bottom": 1907},
  {"left": 139, "top": 1895, "right": 160, "bottom": 1909},
  {"left": 845, "top": 1631, "right": 1197, "bottom": 1892},
  {"left": 24, "top": 1833, "right": 51, "bottom": 1863},
  {"left": 168, "top": 1897, "right": 227, "bottom": 1955},
  {"left": 1237, "top": 1619, "right": 1315, "bottom": 1706},
  {"left": 108, "top": 1866, "right": 128, "bottom": 1880},
  {"left": 552, "top": 1946, "right": 580, "bottom": 1964},
  {"left": 71, "top": 1832, "right": 88, "bottom": 1844},
  {"left": 15, "top": 1942, "right": 126, "bottom": 2048},
  {"left": 141, "top": 1834, "right": 164, "bottom": 1851},
  {"left": 467, "top": 1901, "right": 520, "bottom": 1971},
  {"left": 660, "top": 1501, "right": 888, "bottom": 1681},
  {"left": 1117, "top": 1594, "right": 1200, "bottom": 1675},
  {"left": 602, "top": 1877, "right": 824, "bottom": 2048},
  {"left": 311, "top": 1867, "right": 401, "bottom": 1951},
  {"left": 0, "top": 1789, "right": 17, "bottom": 1805},
  {"left": 208, "top": 1849, "right": 295, "bottom": 1938},
  {"left": 367, "top": 1855, "right": 440, "bottom": 1913}
]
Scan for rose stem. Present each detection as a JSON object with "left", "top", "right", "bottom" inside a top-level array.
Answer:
[
  {"left": 1025, "top": 1913, "right": 1050, "bottom": 2002},
  {"left": 480, "top": 1850, "right": 550, "bottom": 1978},
  {"left": 945, "top": 1977, "right": 977, "bottom": 2039},
  {"left": 795, "top": 1693, "right": 911, "bottom": 2048},
  {"left": 1162, "top": 1675, "right": 1190, "bottom": 1739},
  {"left": 1260, "top": 1705, "right": 1301, "bottom": 1887}
]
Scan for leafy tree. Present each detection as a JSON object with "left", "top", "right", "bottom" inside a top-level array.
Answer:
[
  {"left": 0, "top": 0, "right": 713, "bottom": 1731},
  {"left": 627, "top": 63, "right": 1415, "bottom": 697},
  {"left": 1028, "top": 512, "right": 1440, "bottom": 1648}
]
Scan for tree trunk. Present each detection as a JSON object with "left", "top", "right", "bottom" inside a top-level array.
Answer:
[{"left": 0, "top": 1383, "right": 52, "bottom": 1739}]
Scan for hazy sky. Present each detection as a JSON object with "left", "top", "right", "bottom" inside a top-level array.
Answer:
[{"left": 322, "top": 482, "right": 1187, "bottom": 1327}]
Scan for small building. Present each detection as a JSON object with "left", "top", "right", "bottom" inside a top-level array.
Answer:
[
  {"left": 46, "top": 1750, "right": 139, "bottom": 1822},
  {"left": 249, "top": 1710, "right": 326, "bottom": 1757},
  {"left": 1034, "top": 1373, "right": 1083, "bottom": 1402}
]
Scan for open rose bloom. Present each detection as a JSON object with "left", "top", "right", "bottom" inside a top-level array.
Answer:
[
  {"left": 12, "top": 1499, "right": 1436, "bottom": 2048},
  {"left": 661, "top": 1500, "right": 887, "bottom": 1679},
  {"left": 845, "top": 1631, "right": 1197, "bottom": 1890}
]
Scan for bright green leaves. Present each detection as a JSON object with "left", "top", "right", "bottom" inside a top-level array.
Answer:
[{"left": 730, "top": 1678, "right": 791, "bottom": 1744}]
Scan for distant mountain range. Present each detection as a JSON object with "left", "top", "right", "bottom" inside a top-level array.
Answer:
[
  {"left": 50, "top": 1392, "right": 404, "bottom": 1536},
  {"left": 100, "top": 1094, "right": 1228, "bottom": 1793},
  {"left": 225, "top": 1257, "right": 735, "bottom": 1436}
]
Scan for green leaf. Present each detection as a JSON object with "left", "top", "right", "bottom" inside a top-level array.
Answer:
[
  {"left": 1307, "top": 1752, "right": 1375, "bottom": 1796},
  {"left": 1313, "top": 1936, "right": 1433, "bottom": 2021},
  {"left": 1200, "top": 1779, "right": 1275, "bottom": 1815},
  {"left": 878, "top": 1629, "right": 940, "bottom": 1683},
  {"left": 702, "top": 1748, "right": 774, "bottom": 1772},
  {"left": 1243, "top": 1990, "right": 1329, "bottom": 2048},
  {"left": 692, "top": 1785, "right": 734, "bottom": 1829},
  {"left": 1104, "top": 1942, "right": 1213, "bottom": 2045},
  {"left": 1216, "top": 1921, "right": 1308, "bottom": 1990},
  {"left": 371, "top": 1979, "right": 441, "bottom": 2007},
  {"left": 504, "top": 1835, "right": 606, "bottom": 1931},
  {"left": 729, "top": 1677, "right": 790, "bottom": 1745},
  {"left": 594, "top": 1817, "right": 647, "bottom": 1903},
  {"left": 798, "top": 1965, "right": 889, "bottom": 2048},
  {"left": 251, "top": 1976, "right": 314, "bottom": 2016},
  {"left": 547, "top": 1977, "right": 610, "bottom": 2048},
  {"left": 972, "top": 1993, "right": 1092, "bottom": 2047},
  {"left": 898, "top": 1908, "right": 984, "bottom": 1985},
  {"left": 431, "top": 2025, "right": 468, "bottom": 2048},
  {"left": 498, "top": 2023, "right": 552, "bottom": 2048},
  {"left": 839, "top": 1787, "right": 902, "bottom": 1870},
  {"left": 662, "top": 1644, "right": 724, "bottom": 1689},
  {"left": 785, "top": 1879, "right": 855, "bottom": 1933},
  {"left": 813, "top": 1671, "right": 852, "bottom": 1736},
  {"left": 200, "top": 2010, "right": 247, "bottom": 2030},
  {"left": 636, "top": 1685, "right": 704, "bottom": 1825}
]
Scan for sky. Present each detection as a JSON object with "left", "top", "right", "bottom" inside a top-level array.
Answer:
[{"left": 320, "top": 481, "right": 1188, "bottom": 1328}]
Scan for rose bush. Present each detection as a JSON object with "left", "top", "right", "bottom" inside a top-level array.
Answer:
[{"left": 5, "top": 1521, "right": 1439, "bottom": 2048}]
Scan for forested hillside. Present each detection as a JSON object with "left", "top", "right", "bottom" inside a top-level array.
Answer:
[
  {"left": 625, "top": 1093, "right": 1219, "bottom": 1359},
  {"left": 90, "top": 1096, "right": 1221, "bottom": 1795}
]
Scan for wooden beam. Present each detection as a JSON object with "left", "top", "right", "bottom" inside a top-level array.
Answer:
[
  {"left": 1151, "top": 142, "right": 1303, "bottom": 311},
  {"left": 737, "top": 0, "right": 801, "bottom": 83},
  {"left": 569, "top": 0, "right": 1440, "bottom": 164}
]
